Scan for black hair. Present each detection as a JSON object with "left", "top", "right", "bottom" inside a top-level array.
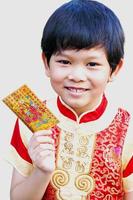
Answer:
[{"left": 41, "top": 0, "right": 125, "bottom": 72}]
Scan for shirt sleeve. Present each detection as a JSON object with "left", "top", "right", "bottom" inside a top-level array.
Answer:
[
  {"left": 122, "top": 116, "right": 133, "bottom": 192},
  {"left": 6, "top": 118, "right": 34, "bottom": 177}
]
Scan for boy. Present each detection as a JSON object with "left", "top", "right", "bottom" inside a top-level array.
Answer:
[{"left": 9, "top": 0, "right": 133, "bottom": 199}]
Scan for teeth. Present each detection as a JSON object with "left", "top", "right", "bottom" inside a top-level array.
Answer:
[{"left": 67, "top": 87, "right": 86, "bottom": 93}]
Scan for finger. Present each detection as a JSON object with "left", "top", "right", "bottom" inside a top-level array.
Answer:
[
  {"left": 29, "top": 142, "right": 55, "bottom": 159},
  {"left": 35, "top": 136, "right": 55, "bottom": 144},
  {"left": 33, "top": 143, "right": 55, "bottom": 155},
  {"left": 34, "top": 150, "right": 55, "bottom": 171},
  {"left": 37, "top": 150, "right": 55, "bottom": 160},
  {"left": 32, "top": 147, "right": 55, "bottom": 163},
  {"left": 28, "top": 135, "right": 54, "bottom": 150},
  {"left": 34, "top": 129, "right": 53, "bottom": 137},
  {"left": 39, "top": 143, "right": 55, "bottom": 151}
]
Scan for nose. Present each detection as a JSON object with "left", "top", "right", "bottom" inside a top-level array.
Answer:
[{"left": 68, "top": 66, "right": 87, "bottom": 82}]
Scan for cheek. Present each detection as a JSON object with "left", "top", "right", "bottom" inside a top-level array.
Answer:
[
  {"left": 49, "top": 70, "right": 65, "bottom": 95},
  {"left": 90, "top": 72, "right": 109, "bottom": 87},
  {"left": 50, "top": 68, "right": 67, "bottom": 82},
  {"left": 93, "top": 72, "right": 109, "bottom": 85}
]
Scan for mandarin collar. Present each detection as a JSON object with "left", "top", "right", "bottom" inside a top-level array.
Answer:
[{"left": 57, "top": 95, "right": 108, "bottom": 123}]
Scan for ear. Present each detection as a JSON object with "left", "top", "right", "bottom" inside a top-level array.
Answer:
[
  {"left": 108, "top": 58, "right": 124, "bottom": 82},
  {"left": 41, "top": 52, "right": 50, "bottom": 77}
]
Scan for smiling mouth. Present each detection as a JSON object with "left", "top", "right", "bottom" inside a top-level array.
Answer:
[{"left": 65, "top": 87, "right": 89, "bottom": 93}]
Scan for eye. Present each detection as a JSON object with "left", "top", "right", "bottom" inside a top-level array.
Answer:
[
  {"left": 57, "top": 60, "right": 71, "bottom": 65},
  {"left": 87, "top": 62, "right": 98, "bottom": 67},
  {"left": 87, "top": 62, "right": 100, "bottom": 69}
]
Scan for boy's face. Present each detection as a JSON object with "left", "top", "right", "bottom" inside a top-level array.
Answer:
[{"left": 43, "top": 47, "right": 120, "bottom": 116}]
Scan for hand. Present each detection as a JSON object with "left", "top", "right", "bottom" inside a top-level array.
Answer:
[{"left": 28, "top": 130, "right": 55, "bottom": 173}]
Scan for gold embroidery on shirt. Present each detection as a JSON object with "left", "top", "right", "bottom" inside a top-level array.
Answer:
[
  {"left": 77, "top": 146, "right": 88, "bottom": 158},
  {"left": 62, "top": 157, "right": 74, "bottom": 170},
  {"left": 75, "top": 161, "right": 85, "bottom": 173},
  {"left": 75, "top": 174, "right": 95, "bottom": 193},
  {"left": 64, "top": 132, "right": 74, "bottom": 142},
  {"left": 52, "top": 129, "right": 96, "bottom": 199},
  {"left": 89, "top": 109, "right": 130, "bottom": 199},
  {"left": 64, "top": 142, "right": 74, "bottom": 154},
  {"left": 51, "top": 169, "right": 69, "bottom": 189},
  {"left": 79, "top": 135, "right": 89, "bottom": 145}
]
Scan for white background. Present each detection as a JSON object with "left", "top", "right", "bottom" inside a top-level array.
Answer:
[{"left": 0, "top": 0, "right": 132, "bottom": 199}]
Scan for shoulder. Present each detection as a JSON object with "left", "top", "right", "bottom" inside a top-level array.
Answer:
[
  {"left": 122, "top": 109, "right": 133, "bottom": 169},
  {"left": 6, "top": 118, "right": 33, "bottom": 177},
  {"left": 106, "top": 95, "right": 131, "bottom": 125}
]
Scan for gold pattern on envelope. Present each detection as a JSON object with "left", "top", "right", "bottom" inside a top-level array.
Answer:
[{"left": 3, "top": 85, "right": 59, "bottom": 132}]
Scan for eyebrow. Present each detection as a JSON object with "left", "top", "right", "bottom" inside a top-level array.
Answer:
[
  {"left": 55, "top": 52, "right": 69, "bottom": 57},
  {"left": 55, "top": 50, "right": 105, "bottom": 60},
  {"left": 55, "top": 53, "right": 102, "bottom": 60}
]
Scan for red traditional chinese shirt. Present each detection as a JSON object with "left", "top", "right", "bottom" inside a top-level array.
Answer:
[{"left": 7, "top": 95, "right": 133, "bottom": 200}]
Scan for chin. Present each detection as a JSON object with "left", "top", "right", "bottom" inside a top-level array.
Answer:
[{"left": 68, "top": 102, "right": 85, "bottom": 110}]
